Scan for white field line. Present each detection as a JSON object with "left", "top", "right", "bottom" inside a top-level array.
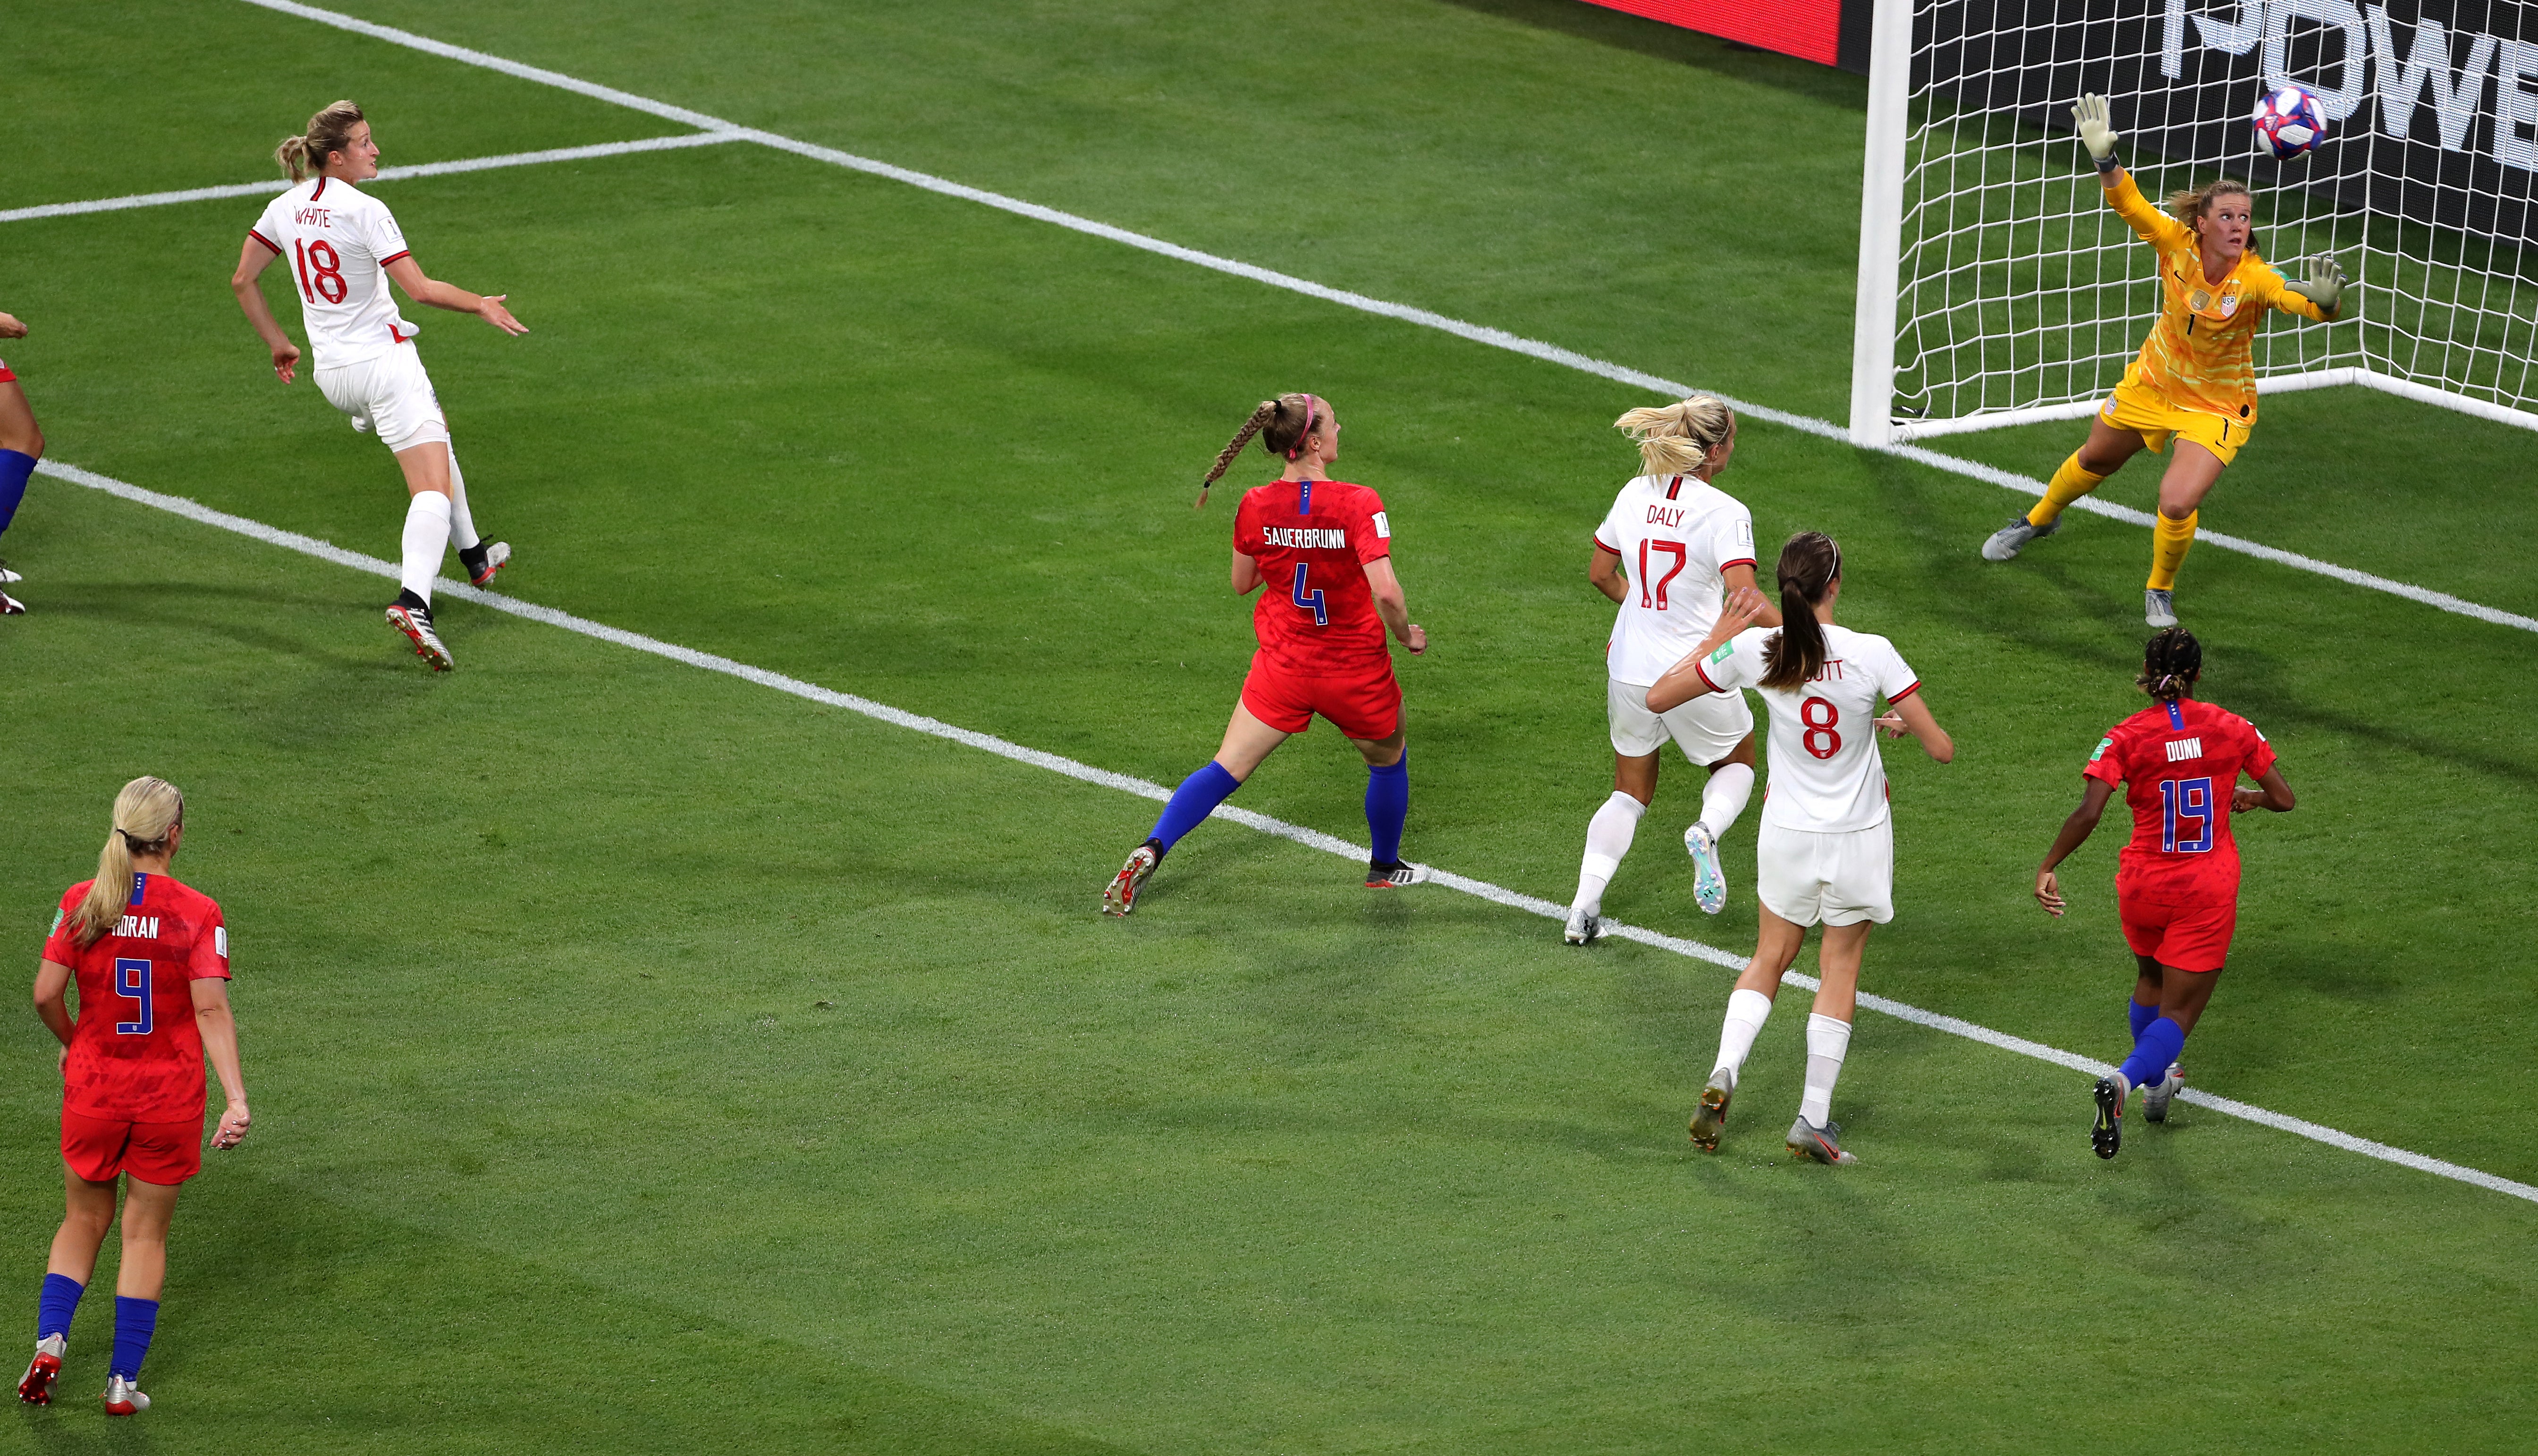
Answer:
[
  {"left": 0, "top": 132, "right": 746, "bottom": 225},
  {"left": 228, "top": 0, "right": 2538, "bottom": 640},
  {"left": 35, "top": 455, "right": 2538, "bottom": 1208}
]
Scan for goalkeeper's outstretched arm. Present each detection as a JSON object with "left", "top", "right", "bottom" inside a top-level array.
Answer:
[{"left": 2073, "top": 93, "right": 2124, "bottom": 186}]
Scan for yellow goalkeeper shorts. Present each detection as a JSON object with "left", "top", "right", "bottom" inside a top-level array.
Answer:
[{"left": 2099, "top": 377, "right": 2248, "bottom": 467}]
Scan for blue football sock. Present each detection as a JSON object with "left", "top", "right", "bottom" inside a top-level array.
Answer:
[
  {"left": 1147, "top": 761, "right": 1242, "bottom": 854},
  {"left": 110, "top": 1296, "right": 157, "bottom": 1381},
  {"left": 0, "top": 449, "right": 33, "bottom": 538},
  {"left": 1365, "top": 754, "right": 1409, "bottom": 865},
  {"left": 2129, "top": 1000, "right": 2159, "bottom": 1040},
  {"left": 35, "top": 1273, "right": 81, "bottom": 1341},
  {"left": 2118, "top": 1016, "right": 2187, "bottom": 1090}
]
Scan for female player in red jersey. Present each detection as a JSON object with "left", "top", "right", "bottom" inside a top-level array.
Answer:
[
  {"left": 1102, "top": 394, "right": 1429, "bottom": 914},
  {"left": 18, "top": 777, "right": 250, "bottom": 1415},
  {"left": 2031, "top": 628, "right": 2293, "bottom": 1159},
  {"left": 0, "top": 305, "right": 46, "bottom": 615}
]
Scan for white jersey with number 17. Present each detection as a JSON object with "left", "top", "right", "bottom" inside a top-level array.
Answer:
[
  {"left": 1693, "top": 623, "right": 1920, "bottom": 832},
  {"left": 1594, "top": 474, "right": 1757, "bottom": 686},
  {"left": 249, "top": 177, "right": 417, "bottom": 371}
]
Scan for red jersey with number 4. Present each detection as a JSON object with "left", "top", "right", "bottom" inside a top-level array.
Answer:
[
  {"left": 2083, "top": 697, "right": 2276, "bottom": 906},
  {"left": 1234, "top": 478, "right": 1393, "bottom": 668},
  {"left": 40, "top": 874, "right": 231, "bottom": 1122}
]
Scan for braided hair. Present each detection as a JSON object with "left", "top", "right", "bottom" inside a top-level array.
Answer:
[
  {"left": 2137, "top": 626, "right": 2202, "bottom": 702},
  {"left": 1194, "top": 394, "right": 1326, "bottom": 508}
]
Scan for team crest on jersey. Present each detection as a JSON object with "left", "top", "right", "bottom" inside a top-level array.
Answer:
[
  {"left": 2089, "top": 736, "right": 2114, "bottom": 762},
  {"left": 2219, "top": 285, "right": 2241, "bottom": 316}
]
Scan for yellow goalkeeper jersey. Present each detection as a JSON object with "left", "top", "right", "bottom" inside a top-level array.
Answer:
[{"left": 2105, "top": 172, "right": 2331, "bottom": 423}]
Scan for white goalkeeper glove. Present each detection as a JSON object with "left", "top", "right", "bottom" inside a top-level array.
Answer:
[
  {"left": 2284, "top": 254, "right": 2348, "bottom": 315},
  {"left": 2073, "top": 93, "right": 2120, "bottom": 174}
]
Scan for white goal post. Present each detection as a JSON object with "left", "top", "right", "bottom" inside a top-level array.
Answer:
[{"left": 1850, "top": 0, "right": 2538, "bottom": 447}]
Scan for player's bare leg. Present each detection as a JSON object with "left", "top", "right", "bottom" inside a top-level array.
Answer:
[
  {"left": 1692, "top": 907, "right": 1808, "bottom": 1150},
  {"left": 1571, "top": 751, "right": 1658, "bottom": 943},
  {"left": 383, "top": 440, "right": 457, "bottom": 669},
  {"left": 2146, "top": 442, "right": 2225, "bottom": 627},
  {"left": 1683, "top": 734, "right": 1758, "bottom": 915},
  {"left": 1106, "top": 705, "right": 1289, "bottom": 916},
  {"left": 1350, "top": 728, "right": 1428, "bottom": 889},
  {"left": 1985, "top": 416, "right": 2141, "bottom": 560}
]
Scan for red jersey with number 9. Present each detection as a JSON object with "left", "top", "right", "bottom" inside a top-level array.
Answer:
[
  {"left": 40, "top": 874, "right": 232, "bottom": 1122},
  {"left": 1234, "top": 479, "right": 1394, "bottom": 668},
  {"left": 2082, "top": 697, "right": 2276, "bottom": 906}
]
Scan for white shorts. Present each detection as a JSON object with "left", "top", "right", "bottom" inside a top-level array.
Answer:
[
  {"left": 1756, "top": 819, "right": 1894, "bottom": 927},
  {"left": 315, "top": 343, "right": 448, "bottom": 453},
  {"left": 1607, "top": 677, "right": 1753, "bottom": 763}
]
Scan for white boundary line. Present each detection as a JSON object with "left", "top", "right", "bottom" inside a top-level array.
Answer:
[
  {"left": 223, "top": 0, "right": 2538, "bottom": 640},
  {"left": 0, "top": 132, "right": 746, "bottom": 225},
  {"left": 34, "top": 455, "right": 2538, "bottom": 1208}
]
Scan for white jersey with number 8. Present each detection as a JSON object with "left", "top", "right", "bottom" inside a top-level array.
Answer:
[
  {"left": 249, "top": 178, "right": 417, "bottom": 370},
  {"left": 1692, "top": 623, "right": 1920, "bottom": 832}
]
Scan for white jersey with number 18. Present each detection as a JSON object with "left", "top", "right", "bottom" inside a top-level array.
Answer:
[
  {"left": 1594, "top": 474, "right": 1756, "bottom": 687},
  {"left": 1693, "top": 623, "right": 1920, "bottom": 832},
  {"left": 249, "top": 177, "right": 417, "bottom": 371}
]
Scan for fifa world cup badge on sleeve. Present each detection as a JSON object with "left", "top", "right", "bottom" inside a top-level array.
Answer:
[
  {"left": 50, "top": 908, "right": 63, "bottom": 936},
  {"left": 1708, "top": 642, "right": 1735, "bottom": 665},
  {"left": 1372, "top": 511, "right": 1390, "bottom": 539},
  {"left": 2090, "top": 736, "right": 2114, "bottom": 762}
]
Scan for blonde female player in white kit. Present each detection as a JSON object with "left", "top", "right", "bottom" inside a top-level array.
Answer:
[
  {"left": 1565, "top": 397, "right": 1780, "bottom": 945},
  {"left": 1646, "top": 532, "right": 1953, "bottom": 1165},
  {"left": 230, "top": 101, "right": 525, "bottom": 671}
]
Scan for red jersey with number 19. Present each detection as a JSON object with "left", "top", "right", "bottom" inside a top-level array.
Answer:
[
  {"left": 1234, "top": 478, "right": 1393, "bottom": 667},
  {"left": 40, "top": 873, "right": 232, "bottom": 1122},
  {"left": 2082, "top": 697, "right": 2276, "bottom": 906}
]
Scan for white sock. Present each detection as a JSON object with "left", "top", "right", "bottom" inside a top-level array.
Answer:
[
  {"left": 1799, "top": 1012, "right": 1854, "bottom": 1126},
  {"left": 1711, "top": 987, "right": 1773, "bottom": 1084},
  {"left": 1572, "top": 791, "right": 1646, "bottom": 912},
  {"left": 1696, "top": 762, "right": 1755, "bottom": 841},
  {"left": 444, "top": 449, "right": 482, "bottom": 552},
  {"left": 400, "top": 491, "right": 453, "bottom": 603}
]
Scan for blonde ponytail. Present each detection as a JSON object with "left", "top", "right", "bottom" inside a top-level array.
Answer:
[
  {"left": 1194, "top": 393, "right": 1327, "bottom": 508},
  {"left": 69, "top": 776, "right": 184, "bottom": 948},
  {"left": 1615, "top": 396, "right": 1734, "bottom": 478},
  {"left": 275, "top": 99, "right": 367, "bottom": 182}
]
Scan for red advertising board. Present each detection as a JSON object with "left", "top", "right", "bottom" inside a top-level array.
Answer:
[{"left": 1576, "top": 0, "right": 1866, "bottom": 72}]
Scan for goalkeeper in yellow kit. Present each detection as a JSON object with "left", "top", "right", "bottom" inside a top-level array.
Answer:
[{"left": 1982, "top": 94, "right": 2350, "bottom": 627}]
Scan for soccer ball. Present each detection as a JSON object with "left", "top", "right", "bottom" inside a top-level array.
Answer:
[{"left": 2251, "top": 84, "right": 2329, "bottom": 160}]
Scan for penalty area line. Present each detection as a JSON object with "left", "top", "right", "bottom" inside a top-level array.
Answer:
[
  {"left": 230, "top": 0, "right": 2538, "bottom": 641},
  {"left": 35, "top": 455, "right": 2538, "bottom": 1210},
  {"left": 0, "top": 132, "right": 748, "bottom": 226}
]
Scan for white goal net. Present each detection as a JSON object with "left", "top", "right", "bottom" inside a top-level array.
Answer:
[{"left": 1849, "top": 0, "right": 2538, "bottom": 445}]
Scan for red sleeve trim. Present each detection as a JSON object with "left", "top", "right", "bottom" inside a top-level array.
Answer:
[
  {"left": 1692, "top": 659, "right": 1723, "bottom": 694},
  {"left": 378, "top": 249, "right": 412, "bottom": 268},
  {"left": 1885, "top": 680, "right": 1921, "bottom": 704},
  {"left": 247, "top": 229, "right": 282, "bottom": 255},
  {"left": 1592, "top": 536, "right": 1619, "bottom": 554},
  {"left": 1717, "top": 558, "right": 1757, "bottom": 573}
]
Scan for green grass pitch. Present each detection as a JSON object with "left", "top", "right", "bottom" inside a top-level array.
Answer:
[{"left": 3, "top": 0, "right": 2537, "bottom": 1449}]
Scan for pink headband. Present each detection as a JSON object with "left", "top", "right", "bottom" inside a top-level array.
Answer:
[{"left": 1287, "top": 395, "right": 1323, "bottom": 460}]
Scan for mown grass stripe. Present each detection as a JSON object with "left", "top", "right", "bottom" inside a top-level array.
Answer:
[{"left": 36, "top": 455, "right": 2538, "bottom": 1209}]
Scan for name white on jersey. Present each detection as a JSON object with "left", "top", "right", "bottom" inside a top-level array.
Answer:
[
  {"left": 250, "top": 178, "right": 417, "bottom": 369},
  {"left": 1701, "top": 623, "right": 1920, "bottom": 832},
  {"left": 1595, "top": 475, "right": 1757, "bottom": 686}
]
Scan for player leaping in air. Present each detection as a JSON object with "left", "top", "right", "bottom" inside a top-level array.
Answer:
[
  {"left": 231, "top": 101, "right": 525, "bottom": 672},
  {"left": 1981, "top": 93, "right": 2349, "bottom": 629},
  {"left": 1102, "top": 394, "right": 1429, "bottom": 915},
  {"left": 2031, "top": 628, "right": 2295, "bottom": 1159}
]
